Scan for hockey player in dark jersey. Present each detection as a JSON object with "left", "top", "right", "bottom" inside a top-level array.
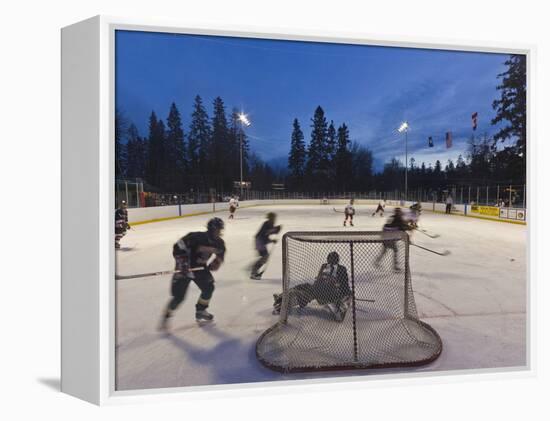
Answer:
[
  {"left": 273, "top": 251, "right": 352, "bottom": 322},
  {"left": 115, "top": 200, "right": 130, "bottom": 249},
  {"left": 371, "top": 199, "right": 386, "bottom": 217},
  {"left": 159, "top": 217, "right": 226, "bottom": 329},
  {"left": 250, "top": 212, "right": 282, "bottom": 280},
  {"left": 343, "top": 199, "right": 355, "bottom": 226},
  {"left": 374, "top": 207, "right": 413, "bottom": 272}
]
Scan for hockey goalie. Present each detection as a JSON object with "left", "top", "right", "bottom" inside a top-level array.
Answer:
[{"left": 273, "top": 251, "right": 352, "bottom": 321}]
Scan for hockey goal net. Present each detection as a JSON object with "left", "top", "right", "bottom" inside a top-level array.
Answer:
[{"left": 256, "top": 231, "right": 442, "bottom": 372}]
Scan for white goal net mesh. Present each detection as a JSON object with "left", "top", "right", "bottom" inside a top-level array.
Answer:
[{"left": 256, "top": 231, "right": 442, "bottom": 372}]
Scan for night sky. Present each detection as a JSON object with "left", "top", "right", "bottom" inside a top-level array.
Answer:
[{"left": 115, "top": 30, "right": 509, "bottom": 171}]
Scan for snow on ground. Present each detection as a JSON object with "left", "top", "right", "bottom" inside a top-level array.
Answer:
[{"left": 115, "top": 204, "right": 527, "bottom": 391}]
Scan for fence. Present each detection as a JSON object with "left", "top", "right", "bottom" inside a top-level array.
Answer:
[{"left": 115, "top": 180, "right": 526, "bottom": 209}]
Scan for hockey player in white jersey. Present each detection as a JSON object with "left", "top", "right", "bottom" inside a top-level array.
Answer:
[
  {"left": 228, "top": 195, "right": 239, "bottom": 219},
  {"left": 406, "top": 202, "right": 422, "bottom": 229},
  {"left": 343, "top": 199, "right": 355, "bottom": 227}
]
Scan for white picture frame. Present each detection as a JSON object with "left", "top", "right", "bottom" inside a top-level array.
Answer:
[{"left": 61, "top": 15, "right": 534, "bottom": 405}]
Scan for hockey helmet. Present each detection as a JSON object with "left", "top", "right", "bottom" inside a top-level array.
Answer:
[
  {"left": 207, "top": 217, "right": 225, "bottom": 233},
  {"left": 327, "top": 251, "right": 340, "bottom": 265}
]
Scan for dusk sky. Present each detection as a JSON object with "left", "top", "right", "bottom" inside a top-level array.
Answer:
[{"left": 115, "top": 30, "right": 510, "bottom": 171}]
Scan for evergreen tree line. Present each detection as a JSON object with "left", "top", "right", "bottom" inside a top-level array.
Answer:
[
  {"left": 373, "top": 132, "right": 525, "bottom": 196},
  {"left": 287, "top": 106, "right": 374, "bottom": 192},
  {"left": 116, "top": 95, "right": 252, "bottom": 193},
  {"left": 116, "top": 55, "right": 525, "bottom": 197}
]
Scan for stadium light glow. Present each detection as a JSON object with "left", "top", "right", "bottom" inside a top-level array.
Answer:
[
  {"left": 397, "top": 121, "right": 410, "bottom": 201},
  {"left": 238, "top": 113, "right": 251, "bottom": 127}
]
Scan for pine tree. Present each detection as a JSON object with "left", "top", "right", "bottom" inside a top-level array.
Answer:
[
  {"left": 335, "top": 123, "right": 352, "bottom": 191},
  {"left": 288, "top": 118, "right": 306, "bottom": 190},
  {"left": 187, "top": 95, "right": 212, "bottom": 190},
  {"left": 324, "top": 121, "right": 337, "bottom": 190},
  {"left": 306, "top": 106, "right": 329, "bottom": 191},
  {"left": 126, "top": 123, "right": 147, "bottom": 179},
  {"left": 115, "top": 108, "right": 128, "bottom": 179},
  {"left": 455, "top": 154, "right": 468, "bottom": 181},
  {"left": 492, "top": 55, "right": 527, "bottom": 155},
  {"left": 350, "top": 142, "right": 374, "bottom": 191},
  {"left": 146, "top": 111, "right": 166, "bottom": 189},
  {"left": 445, "top": 159, "right": 455, "bottom": 181},
  {"left": 491, "top": 54, "right": 527, "bottom": 182},
  {"left": 210, "top": 97, "right": 230, "bottom": 191},
  {"left": 166, "top": 103, "right": 186, "bottom": 191}
]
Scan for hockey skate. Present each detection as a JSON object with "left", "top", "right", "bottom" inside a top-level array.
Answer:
[
  {"left": 158, "top": 311, "right": 172, "bottom": 332},
  {"left": 325, "top": 303, "right": 346, "bottom": 322},
  {"left": 250, "top": 270, "right": 264, "bottom": 280},
  {"left": 195, "top": 309, "right": 214, "bottom": 322}
]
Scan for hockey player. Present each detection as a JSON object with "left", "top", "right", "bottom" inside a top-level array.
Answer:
[
  {"left": 228, "top": 195, "right": 239, "bottom": 219},
  {"left": 159, "top": 217, "right": 226, "bottom": 329},
  {"left": 372, "top": 199, "right": 386, "bottom": 217},
  {"left": 343, "top": 199, "right": 355, "bottom": 227},
  {"left": 115, "top": 200, "right": 130, "bottom": 249},
  {"left": 374, "top": 207, "right": 413, "bottom": 272},
  {"left": 273, "top": 251, "right": 351, "bottom": 322},
  {"left": 250, "top": 212, "right": 282, "bottom": 280},
  {"left": 407, "top": 202, "right": 422, "bottom": 229}
]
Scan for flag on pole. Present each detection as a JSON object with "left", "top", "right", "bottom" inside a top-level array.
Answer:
[
  {"left": 471, "top": 112, "right": 478, "bottom": 130},
  {"left": 446, "top": 131, "right": 452, "bottom": 148},
  {"left": 428, "top": 136, "right": 434, "bottom": 147}
]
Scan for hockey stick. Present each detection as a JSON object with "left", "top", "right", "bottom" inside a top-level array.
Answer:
[
  {"left": 414, "top": 228, "right": 440, "bottom": 239},
  {"left": 116, "top": 266, "right": 205, "bottom": 280},
  {"left": 410, "top": 243, "right": 450, "bottom": 256},
  {"left": 355, "top": 298, "right": 376, "bottom": 303},
  {"left": 332, "top": 208, "right": 345, "bottom": 213}
]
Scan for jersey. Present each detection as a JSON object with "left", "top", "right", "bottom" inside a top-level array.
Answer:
[
  {"left": 345, "top": 204, "right": 355, "bottom": 216},
  {"left": 313, "top": 263, "right": 351, "bottom": 304},
  {"left": 229, "top": 198, "right": 238, "bottom": 208},
  {"left": 115, "top": 208, "right": 129, "bottom": 232},
  {"left": 173, "top": 231, "right": 226, "bottom": 269},
  {"left": 115, "top": 207, "right": 128, "bottom": 224},
  {"left": 255, "top": 220, "right": 280, "bottom": 245}
]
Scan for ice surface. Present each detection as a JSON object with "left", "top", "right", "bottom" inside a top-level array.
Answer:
[{"left": 115, "top": 204, "right": 527, "bottom": 390}]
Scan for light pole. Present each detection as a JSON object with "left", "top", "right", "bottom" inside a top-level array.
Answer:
[
  {"left": 398, "top": 121, "right": 409, "bottom": 202},
  {"left": 238, "top": 113, "right": 251, "bottom": 199}
]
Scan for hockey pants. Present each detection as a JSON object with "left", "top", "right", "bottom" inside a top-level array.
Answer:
[{"left": 169, "top": 270, "right": 215, "bottom": 311}]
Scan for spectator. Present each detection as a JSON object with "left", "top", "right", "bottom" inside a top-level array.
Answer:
[{"left": 445, "top": 195, "right": 453, "bottom": 214}]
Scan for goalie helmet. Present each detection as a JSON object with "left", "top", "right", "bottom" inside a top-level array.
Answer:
[{"left": 327, "top": 251, "right": 340, "bottom": 265}]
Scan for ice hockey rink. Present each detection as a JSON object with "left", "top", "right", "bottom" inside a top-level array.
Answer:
[{"left": 115, "top": 204, "right": 527, "bottom": 391}]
